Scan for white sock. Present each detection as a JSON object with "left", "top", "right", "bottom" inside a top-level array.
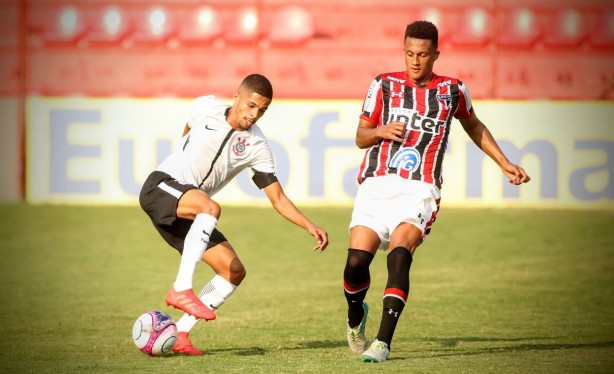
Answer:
[
  {"left": 173, "top": 213, "right": 217, "bottom": 292},
  {"left": 176, "top": 275, "right": 237, "bottom": 332}
]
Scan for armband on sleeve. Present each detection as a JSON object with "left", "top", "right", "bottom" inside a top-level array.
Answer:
[{"left": 252, "top": 170, "right": 278, "bottom": 189}]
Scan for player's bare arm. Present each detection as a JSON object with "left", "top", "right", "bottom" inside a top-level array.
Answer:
[
  {"left": 459, "top": 113, "right": 530, "bottom": 185},
  {"left": 356, "top": 118, "right": 406, "bottom": 148},
  {"left": 263, "top": 181, "right": 329, "bottom": 251}
]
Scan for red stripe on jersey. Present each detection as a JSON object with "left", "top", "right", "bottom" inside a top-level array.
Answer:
[
  {"left": 344, "top": 280, "right": 371, "bottom": 294},
  {"left": 384, "top": 287, "right": 408, "bottom": 302},
  {"left": 375, "top": 141, "right": 389, "bottom": 177}
]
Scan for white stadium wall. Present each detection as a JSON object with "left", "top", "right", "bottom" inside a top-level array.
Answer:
[{"left": 25, "top": 97, "right": 614, "bottom": 209}]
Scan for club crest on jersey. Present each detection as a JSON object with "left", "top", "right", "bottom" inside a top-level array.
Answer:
[
  {"left": 390, "top": 147, "right": 421, "bottom": 173},
  {"left": 232, "top": 137, "right": 250, "bottom": 156},
  {"left": 437, "top": 94, "right": 452, "bottom": 109}
]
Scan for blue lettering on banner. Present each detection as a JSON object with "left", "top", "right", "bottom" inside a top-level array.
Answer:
[
  {"left": 570, "top": 140, "right": 614, "bottom": 200},
  {"left": 300, "top": 112, "right": 356, "bottom": 196},
  {"left": 119, "top": 139, "right": 172, "bottom": 195},
  {"left": 40, "top": 107, "right": 613, "bottom": 205},
  {"left": 50, "top": 110, "right": 101, "bottom": 193},
  {"left": 467, "top": 140, "right": 557, "bottom": 198}
]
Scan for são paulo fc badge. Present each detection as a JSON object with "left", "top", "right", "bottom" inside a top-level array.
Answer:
[
  {"left": 436, "top": 93, "right": 452, "bottom": 109},
  {"left": 232, "top": 137, "right": 249, "bottom": 156}
]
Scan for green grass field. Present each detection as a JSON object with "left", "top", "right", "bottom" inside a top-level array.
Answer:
[{"left": 0, "top": 204, "right": 613, "bottom": 373}]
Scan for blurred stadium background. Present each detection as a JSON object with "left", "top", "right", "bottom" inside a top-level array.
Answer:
[{"left": 0, "top": 0, "right": 613, "bottom": 209}]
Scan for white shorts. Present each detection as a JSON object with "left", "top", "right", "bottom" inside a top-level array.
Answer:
[{"left": 349, "top": 174, "right": 441, "bottom": 249}]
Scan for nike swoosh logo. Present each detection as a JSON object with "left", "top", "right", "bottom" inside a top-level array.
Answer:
[{"left": 205, "top": 125, "right": 217, "bottom": 131}]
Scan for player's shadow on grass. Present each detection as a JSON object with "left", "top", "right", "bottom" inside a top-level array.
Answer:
[
  {"left": 412, "top": 337, "right": 614, "bottom": 358},
  {"left": 207, "top": 340, "right": 347, "bottom": 356}
]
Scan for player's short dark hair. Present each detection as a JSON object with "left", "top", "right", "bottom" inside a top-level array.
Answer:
[
  {"left": 405, "top": 20, "right": 438, "bottom": 49},
  {"left": 240, "top": 74, "right": 273, "bottom": 100}
]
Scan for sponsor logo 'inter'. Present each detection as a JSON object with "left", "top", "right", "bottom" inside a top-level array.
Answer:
[{"left": 389, "top": 108, "right": 444, "bottom": 135}]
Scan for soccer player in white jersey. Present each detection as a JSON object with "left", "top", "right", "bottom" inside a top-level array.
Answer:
[
  {"left": 139, "top": 74, "right": 328, "bottom": 355},
  {"left": 342, "top": 21, "right": 530, "bottom": 363}
]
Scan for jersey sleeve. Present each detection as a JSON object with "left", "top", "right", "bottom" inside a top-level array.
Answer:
[
  {"left": 188, "top": 95, "right": 219, "bottom": 128},
  {"left": 359, "top": 76, "right": 383, "bottom": 125},
  {"left": 248, "top": 129, "right": 276, "bottom": 174},
  {"left": 454, "top": 81, "right": 473, "bottom": 119}
]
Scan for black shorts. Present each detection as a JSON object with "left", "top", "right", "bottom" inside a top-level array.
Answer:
[{"left": 139, "top": 170, "right": 228, "bottom": 254}]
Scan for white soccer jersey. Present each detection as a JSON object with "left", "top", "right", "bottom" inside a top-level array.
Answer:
[{"left": 156, "top": 95, "right": 276, "bottom": 196}]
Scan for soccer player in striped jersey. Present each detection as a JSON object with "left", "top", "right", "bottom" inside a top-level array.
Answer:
[
  {"left": 343, "top": 21, "right": 530, "bottom": 363},
  {"left": 139, "top": 74, "right": 328, "bottom": 355}
]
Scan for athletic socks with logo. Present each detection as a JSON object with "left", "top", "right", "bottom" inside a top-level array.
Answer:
[
  {"left": 174, "top": 213, "right": 218, "bottom": 292},
  {"left": 176, "top": 275, "right": 237, "bottom": 332},
  {"left": 343, "top": 249, "right": 374, "bottom": 327},
  {"left": 376, "top": 247, "right": 412, "bottom": 348}
]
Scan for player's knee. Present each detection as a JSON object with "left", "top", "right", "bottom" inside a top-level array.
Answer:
[
  {"left": 229, "top": 259, "right": 246, "bottom": 285},
  {"left": 178, "top": 192, "right": 222, "bottom": 219},
  {"left": 345, "top": 249, "right": 374, "bottom": 270},
  {"left": 200, "top": 200, "right": 221, "bottom": 218},
  {"left": 344, "top": 249, "right": 374, "bottom": 281},
  {"left": 386, "top": 246, "right": 412, "bottom": 291},
  {"left": 387, "top": 246, "right": 412, "bottom": 270}
]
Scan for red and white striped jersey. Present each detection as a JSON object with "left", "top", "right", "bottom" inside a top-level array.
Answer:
[{"left": 357, "top": 71, "right": 473, "bottom": 189}]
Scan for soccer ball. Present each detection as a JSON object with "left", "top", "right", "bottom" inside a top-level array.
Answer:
[{"left": 132, "top": 310, "right": 177, "bottom": 356}]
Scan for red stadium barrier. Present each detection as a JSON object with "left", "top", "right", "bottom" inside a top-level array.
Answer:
[
  {"left": 495, "top": 7, "right": 542, "bottom": 48},
  {"left": 6, "top": 1, "right": 612, "bottom": 99}
]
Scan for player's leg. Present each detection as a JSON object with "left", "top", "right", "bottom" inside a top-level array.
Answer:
[
  {"left": 344, "top": 226, "right": 379, "bottom": 353},
  {"left": 139, "top": 172, "right": 218, "bottom": 321},
  {"left": 173, "top": 239, "right": 244, "bottom": 355},
  {"left": 173, "top": 189, "right": 220, "bottom": 289},
  {"left": 361, "top": 224, "right": 421, "bottom": 363},
  {"left": 167, "top": 189, "right": 220, "bottom": 320}
]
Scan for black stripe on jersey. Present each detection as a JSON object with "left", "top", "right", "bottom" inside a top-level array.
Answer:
[
  {"left": 182, "top": 134, "right": 191, "bottom": 151},
  {"left": 452, "top": 81, "right": 463, "bottom": 116},
  {"left": 197, "top": 129, "right": 235, "bottom": 189},
  {"left": 431, "top": 83, "right": 460, "bottom": 187},
  {"left": 381, "top": 78, "right": 392, "bottom": 129},
  {"left": 426, "top": 88, "right": 440, "bottom": 118},
  {"left": 363, "top": 145, "right": 380, "bottom": 179}
]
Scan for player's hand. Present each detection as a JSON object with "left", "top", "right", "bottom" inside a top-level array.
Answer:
[
  {"left": 502, "top": 163, "right": 531, "bottom": 185},
  {"left": 377, "top": 121, "right": 407, "bottom": 143},
  {"left": 308, "top": 224, "right": 328, "bottom": 252}
]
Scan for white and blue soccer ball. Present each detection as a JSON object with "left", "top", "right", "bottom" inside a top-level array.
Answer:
[{"left": 132, "top": 310, "right": 177, "bottom": 356}]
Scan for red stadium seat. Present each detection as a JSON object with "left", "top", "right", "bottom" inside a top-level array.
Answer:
[
  {"left": 130, "top": 6, "right": 176, "bottom": 43},
  {"left": 176, "top": 6, "right": 222, "bottom": 44},
  {"left": 542, "top": 7, "right": 588, "bottom": 47},
  {"left": 225, "top": 7, "right": 260, "bottom": 43},
  {"left": 87, "top": 5, "right": 131, "bottom": 44},
  {"left": 268, "top": 6, "right": 314, "bottom": 44},
  {"left": 587, "top": 8, "right": 614, "bottom": 48},
  {"left": 41, "top": 5, "right": 87, "bottom": 43},
  {"left": 496, "top": 7, "right": 542, "bottom": 48},
  {"left": 449, "top": 7, "right": 493, "bottom": 47}
]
